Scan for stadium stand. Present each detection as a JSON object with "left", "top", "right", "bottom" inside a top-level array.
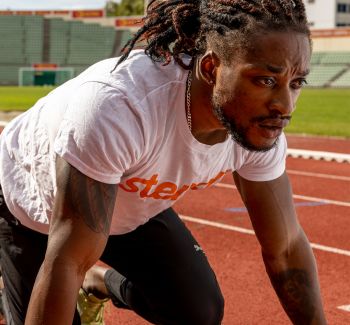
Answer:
[
  {"left": 307, "top": 65, "right": 348, "bottom": 87},
  {"left": 310, "top": 52, "right": 327, "bottom": 65},
  {"left": 0, "top": 16, "right": 44, "bottom": 65},
  {"left": 114, "top": 29, "right": 132, "bottom": 55},
  {"left": 330, "top": 69, "right": 350, "bottom": 87},
  {"left": 0, "top": 15, "right": 131, "bottom": 85},
  {"left": 0, "top": 16, "right": 26, "bottom": 65},
  {"left": 0, "top": 66, "right": 22, "bottom": 85},
  {"left": 66, "top": 20, "right": 116, "bottom": 74},
  {"left": 23, "top": 16, "right": 44, "bottom": 65},
  {"left": 307, "top": 51, "right": 350, "bottom": 87},
  {"left": 48, "top": 18, "right": 70, "bottom": 65},
  {"left": 0, "top": 14, "right": 349, "bottom": 87},
  {"left": 319, "top": 52, "right": 350, "bottom": 64},
  {"left": 0, "top": 15, "right": 44, "bottom": 85}
]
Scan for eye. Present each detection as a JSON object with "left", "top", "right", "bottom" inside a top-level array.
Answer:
[
  {"left": 290, "top": 78, "right": 308, "bottom": 89},
  {"left": 255, "top": 77, "right": 276, "bottom": 87}
]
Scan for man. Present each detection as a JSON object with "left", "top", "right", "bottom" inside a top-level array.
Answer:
[{"left": 0, "top": 0, "right": 327, "bottom": 324}]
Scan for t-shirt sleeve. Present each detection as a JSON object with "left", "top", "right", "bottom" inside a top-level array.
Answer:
[
  {"left": 236, "top": 133, "right": 287, "bottom": 182},
  {"left": 54, "top": 81, "right": 144, "bottom": 184}
]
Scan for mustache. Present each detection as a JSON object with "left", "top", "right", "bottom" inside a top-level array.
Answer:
[
  {"left": 252, "top": 115, "right": 292, "bottom": 128},
  {"left": 252, "top": 115, "right": 292, "bottom": 123}
]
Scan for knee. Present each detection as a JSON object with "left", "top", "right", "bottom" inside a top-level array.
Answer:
[
  {"left": 203, "top": 290, "right": 225, "bottom": 325},
  {"left": 185, "top": 289, "right": 225, "bottom": 325}
]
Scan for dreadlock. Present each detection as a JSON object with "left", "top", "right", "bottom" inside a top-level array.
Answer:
[{"left": 117, "top": 0, "right": 310, "bottom": 69}]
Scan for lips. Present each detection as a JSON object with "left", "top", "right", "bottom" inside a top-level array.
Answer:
[
  {"left": 256, "top": 119, "right": 289, "bottom": 140},
  {"left": 258, "top": 118, "right": 290, "bottom": 129}
]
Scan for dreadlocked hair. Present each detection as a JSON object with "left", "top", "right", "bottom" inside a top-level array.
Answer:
[{"left": 117, "top": 0, "right": 310, "bottom": 69}]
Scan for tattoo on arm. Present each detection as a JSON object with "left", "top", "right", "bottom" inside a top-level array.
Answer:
[
  {"left": 269, "top": 268, "right": 316, "bottom": 325},
  {"left": 65, "top": 166, "right": 117, "bottom": 236}
]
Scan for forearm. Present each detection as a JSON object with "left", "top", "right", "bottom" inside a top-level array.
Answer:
[
  {"left": 262, "top": 231, "right": 327, "bottom": 325},
  {"left": 25, "top": 259, "right": 85, "bottom": 325},
  {"left": 25, "top": 158, "right": 115, "bottom": 324}
]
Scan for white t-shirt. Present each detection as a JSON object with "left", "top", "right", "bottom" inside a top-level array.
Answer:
[{"left": 0, "top": 50, "right": 287, "bottom": 235}]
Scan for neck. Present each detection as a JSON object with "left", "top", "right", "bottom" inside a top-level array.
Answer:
[
  {"left": 192, "top": 129, "right": 228, "bottom": 145},
  {"left": 187, "top": 67, "right": 227, "bottom": 145}
]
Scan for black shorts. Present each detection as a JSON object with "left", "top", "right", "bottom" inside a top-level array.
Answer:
[
  {"left": 0, "top": 185, "right": 80, "bottom": 325},
  {"left": 101, "top": 208, "right": 224, "bottom": 324},
  {"left": 0, "top": 186, "right": 223, "bottom": 324}
]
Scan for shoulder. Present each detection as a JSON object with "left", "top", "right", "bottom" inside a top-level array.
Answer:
[
  {"left": 109, "top": 50, "right": 188, "bottom": 104},
  {"left": 61, "top": 50, "right": 188, "bottom": 112},
  {"left": 235, "top": 134, "right": 287, "bottom": 182}
]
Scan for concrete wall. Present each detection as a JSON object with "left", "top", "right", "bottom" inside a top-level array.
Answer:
[
  {"left": 305, "top": 0, "right": 336, "bottom": 29},
  {"left": 305, "top": 0, "right": 350, "bottom": 28},
  {"left": 312, "top": 28, "right": 350, "bottom": 51},
  {"left": 313, "top": 36, "right": 350, "bottom": 51}
]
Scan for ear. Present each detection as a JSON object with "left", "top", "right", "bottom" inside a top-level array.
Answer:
[{"left": 198, "top": 51, "right": 220, "bottom": 86}]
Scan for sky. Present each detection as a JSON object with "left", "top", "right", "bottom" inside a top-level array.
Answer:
[{"left": 0, "top": 0, "right": 120, "bottom": 10}]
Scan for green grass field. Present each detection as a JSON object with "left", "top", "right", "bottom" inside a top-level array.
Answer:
[
  {"left": 0, "top": 86, "right": 54, "bottom": 111},
  {"left": 0, "top": 86, "right": 349, "bottom": 138},
  {"left": 286, "top": 88, "right": 350, "bottom": 138}
]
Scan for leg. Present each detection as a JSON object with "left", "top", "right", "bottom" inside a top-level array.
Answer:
[
  {"left": 0, "top": 188, "right": 81, "bottom": 325},
  {"left": 93, "top": 208, "right": 224, "bottom": 325},
  {"left": 0, "top": 217, "right": 48, "bottom": 325}
]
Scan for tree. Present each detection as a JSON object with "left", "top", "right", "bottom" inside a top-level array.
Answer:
[{"left": 106, "top": 0, "right": 144, "bottom": 17}]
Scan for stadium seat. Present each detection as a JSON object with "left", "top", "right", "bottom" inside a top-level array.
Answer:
[
  {"left": 330, "top": 68, "right": 350, "bottom": 87},
  {"left": 319, "top": 52, "right": 350, "bottom": 64},
  {"left": 7, "top": 16, "right": 350, "bottom": 87},
  {"left": 306, "top": 65, "right": 347, "bottom": 87}
]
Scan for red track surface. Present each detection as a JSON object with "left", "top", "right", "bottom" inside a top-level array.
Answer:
[
  {"left": 287, "top": 134, "right": 350, "bottom": 154},
  {"left": 106, "top": 135, "right": 350, "bottom": 324},
  {"left": 1, "top": 123, "right": 349, "bottom": 324}
]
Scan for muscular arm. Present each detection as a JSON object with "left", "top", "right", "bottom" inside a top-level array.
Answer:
[
  {"left": 233, "top": 171, "right": 327, "bottom": 325},
  {"left": 25, "top": 156, "right": 118, "bottom": 325}
]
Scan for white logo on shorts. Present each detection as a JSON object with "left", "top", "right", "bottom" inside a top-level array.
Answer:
[{"left": 194, "top": 244, "right": 203, "bottom": 252}]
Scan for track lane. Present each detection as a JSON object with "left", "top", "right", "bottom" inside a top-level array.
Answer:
[
  {"left": 169, "top": 156, "right": 350, "bottom": 324},
  {"left": 1, "top": 123, "right": 349, "bottom": 324}
]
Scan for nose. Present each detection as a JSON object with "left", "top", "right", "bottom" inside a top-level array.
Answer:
[{"left": 268, "top": 87, "right": 295, "bottom": 117}]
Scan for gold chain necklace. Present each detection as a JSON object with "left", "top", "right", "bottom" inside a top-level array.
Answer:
[{"left": 186, "top": 70, "right": 192, "bottom": 131}]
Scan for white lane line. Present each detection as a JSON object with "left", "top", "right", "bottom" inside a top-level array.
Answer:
[
  {"left": 292, "top": 194, "right": 350, "bottom": 208},
  {"left": 310, "top": 243, "right": 350, "bottom": 257},
  {"left": 181, "top": 215, "right": 254, "bottom": 235},
  {"left": 214, "top": 183, "right": 350, "bottom": 208},
  {"left": 215, "top": 183, "right": 237, "bottom": 190},
  {"left": 287, "top": 169, "right": 350, "bottom": 182},
  {"left": 180, "top": 215, "right": 350, "bottom": 257},
  {"left": 337, "top": 305, "right": 350, "bottom": 312}
]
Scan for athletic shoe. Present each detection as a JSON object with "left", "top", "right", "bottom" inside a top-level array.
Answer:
[{"left": 77, "top": 288, "right": 109, "bottom": 325}]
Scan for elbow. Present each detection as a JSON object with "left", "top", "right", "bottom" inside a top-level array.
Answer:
[
  {"left": 43, "top": 255, "right": 89, "bottom": 278},
  {"left": 261, "top": 227, "right": 311, "bottom": 274},
  {"left": 43, "top": 250, "right": 99, "bottom": 282},
  {"left": 260, "top": 238, "right": 294, "bottom": 264},
  {"left": 262, "top": 247, "right": 290, "bottom": 275}
]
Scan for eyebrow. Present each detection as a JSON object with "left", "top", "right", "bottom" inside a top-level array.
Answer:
[
  {"left": 266, "top": 64, "right": 284, "bottom": 73},
  {"left": 254, "top": 64, "right": 310, "bottom": 76},
  {"left": 299, "top": 69, "right": 310, "bottom": 76}
]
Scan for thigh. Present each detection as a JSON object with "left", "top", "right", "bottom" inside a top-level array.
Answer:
[
  {"left": 0, "top": 218, "right": 81, "bottom": 325},
  {"left": 0, "top": 185, "right": 81, "bottom": 325},
  {"left": 0, "top": 217, "right": 47, "bottom": 325},
  {"left": 101, "top": 208, "right": 224, "bottom": 324}
]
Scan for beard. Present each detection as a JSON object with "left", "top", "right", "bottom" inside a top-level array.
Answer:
[{"left": 211, "top": 95, "right": 279, "bottom": 152}]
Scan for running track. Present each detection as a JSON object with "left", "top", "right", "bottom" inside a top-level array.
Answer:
[
  {"left": 1, "top": 119, "right": 349, "bottom": 324},
  {"left": 109, "top": 135, "right": 350, "bottom": 325}
]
